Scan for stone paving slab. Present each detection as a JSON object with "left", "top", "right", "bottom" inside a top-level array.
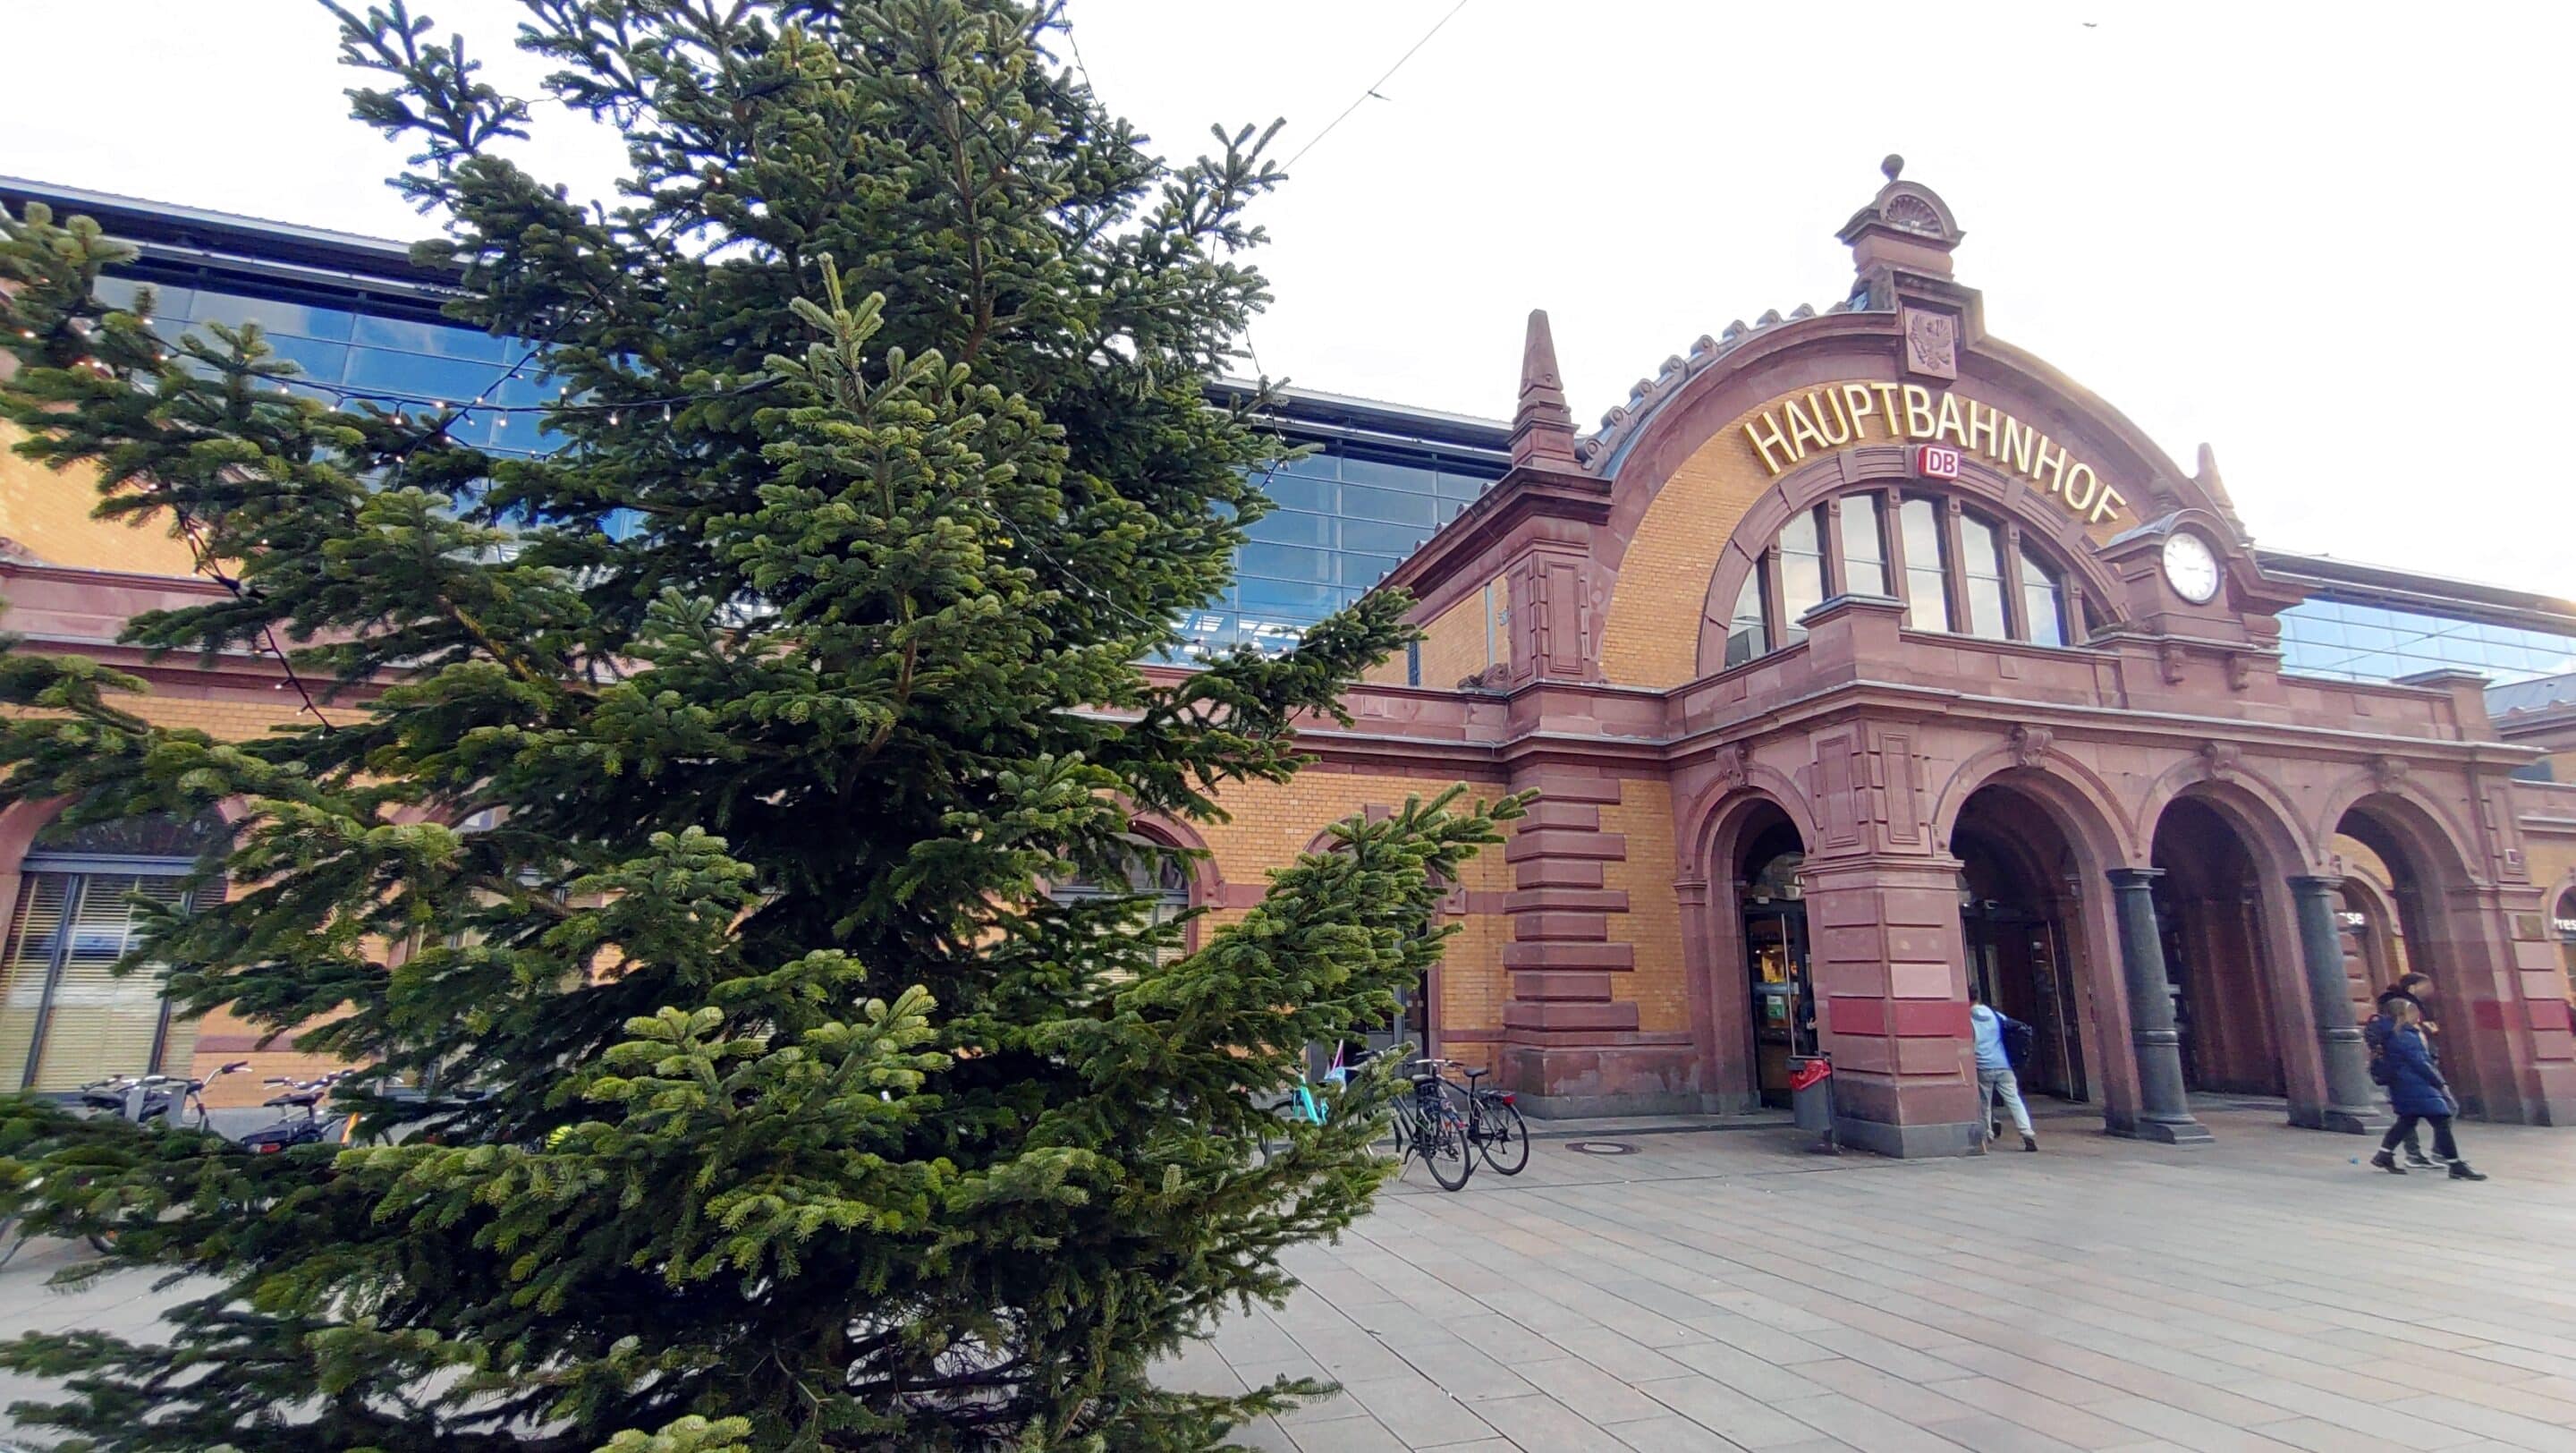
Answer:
[
  {"left": 1195, "top": 1103, "right": 2576, "bottom": 1451},
  {"left": 0, "top": 1101, "right": 2571, "bottom": 1450}
]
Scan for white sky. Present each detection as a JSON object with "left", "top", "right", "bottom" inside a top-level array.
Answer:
[{"left": 4, "top": 0, "right": 2570, "bottom": 594}]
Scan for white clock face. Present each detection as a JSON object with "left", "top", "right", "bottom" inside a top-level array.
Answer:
[{"left": 2162, "top": 531, "right": 2221, "bottom": 605}]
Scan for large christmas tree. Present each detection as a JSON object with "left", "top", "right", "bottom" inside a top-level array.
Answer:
[{"left": 0, "top": 2, "right": 1519, "bottom": 1448}]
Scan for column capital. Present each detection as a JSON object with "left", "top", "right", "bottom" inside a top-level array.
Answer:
[{"left": 2105, "top": 866, "right": 2165, "bottom": 890}]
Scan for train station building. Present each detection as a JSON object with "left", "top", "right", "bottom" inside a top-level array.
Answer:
[{"left": 4, "top": 166, "right": 2574, "bottom": 1154}]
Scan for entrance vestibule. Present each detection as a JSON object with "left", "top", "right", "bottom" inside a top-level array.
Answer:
[
  {"left": 1734, "top": 811, "right": 1814, "bottom": 1109},
  {"left": 1950, "top": 785, "right": 2092, "bottom": 1106}
]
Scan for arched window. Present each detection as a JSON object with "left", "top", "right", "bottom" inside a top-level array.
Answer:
[
  {"left": 0, "top": 805, "right": 229, "bottom": 1092},
  {"left": 1725, "top": 489, "right": 2082, "bottom": 667},
  {"left": 1048, "top": 850, "right": 1193, "bottom": 970}
]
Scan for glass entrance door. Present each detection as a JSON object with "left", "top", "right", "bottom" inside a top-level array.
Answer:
[{"left": 1746, "top": 905, "right": 1814, "bottom": 1108}]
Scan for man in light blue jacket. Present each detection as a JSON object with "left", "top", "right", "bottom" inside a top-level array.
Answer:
[{"left": 1969, "top": 983, "right": 2038, "bottom": 1151}]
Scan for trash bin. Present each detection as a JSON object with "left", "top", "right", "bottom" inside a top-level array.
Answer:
[{"left": 1787, "top": 1054, "right": 1836, "bottom": 1152}]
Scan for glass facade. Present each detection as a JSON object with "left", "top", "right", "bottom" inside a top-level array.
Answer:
[
  {"left": 1174, "top": 443, "right": 1502, "bottom": 656},
  {"left": 99, "top": 275, "right": 1504, "bottom": 650},
  {"left": 2276, "top": 597, "right": 2576, "bottom": 685}
]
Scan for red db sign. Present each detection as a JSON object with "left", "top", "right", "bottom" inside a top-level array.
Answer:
[{"left": 1915, "top": 445, "right": 1962, "bottom": 479}]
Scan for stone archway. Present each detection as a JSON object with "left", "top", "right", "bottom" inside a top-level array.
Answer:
[
  {"left": 1951, "top": 783, "right": 2097, "bottom": 1107},
  {"left": 1690, "top": 791, "right": 1813, "bottom": 1112},
  {"left": 2148, "top": 795, "right": 2293, "bottom": 1099},
  {"left": 2332, "top": 788, "right": 2548, "bottom": 1122}
]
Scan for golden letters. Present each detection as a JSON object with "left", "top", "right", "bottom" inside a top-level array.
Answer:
[{"left": 1741, "top": 381, "right": 2127, "bottom": 526}]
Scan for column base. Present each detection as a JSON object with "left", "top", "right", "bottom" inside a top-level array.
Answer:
[
  {"left": 1497, "top": 1043, "right": 1703, "bottom": 1119},
  {"left": 2316, "top": 1106, "right": 2392, "bottom": 1134},
  {"left": 1831, "top": 1116, "right": 1984, "bottom": 1159},
  {"left": 2111, "top": 1115, "right": 2214, "bottom": 1146}
]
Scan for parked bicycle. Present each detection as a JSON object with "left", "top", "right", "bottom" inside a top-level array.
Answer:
[
  {"left": 1449, "top": 1062, "right": 1529, "bottom": 1177},
  {"left": 1389, "top": 1058, "right": 1476, "bottom": 1191}
]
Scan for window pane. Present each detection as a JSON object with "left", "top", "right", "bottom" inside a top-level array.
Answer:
[
  {"left": 1340, "top": 518, "right": 1434, "bottom": 557},
  {"left": 2020, "top": 555, "right": 2066, "bottom": 647},
  {"left": 1777, "top": 507, "right": 1826, "bottom": 642},
  {"left": 1840, "top": 494, "right": 1889, "bottom": 598},
  {"left": 1244, "top": 510, "right": 1332, "bottom": 547},
  {"left": 1257, "top": 473, "right": 1335, "bottom": 514},
  {"left": 1900, "top": 497, "right": 1949, "bottom": 631},
  {"left": 1340, "top": 484, "right": 1437, "bottom": 526},
  {"left": 1237, "top": 544, "right": 1330, "bottom": 582},
  {"left": 1724, "top": 568, "right": 1767, "bottom": 669},
  {"left": 1339, "top": 455, "right": 1439, "bottom": 492},
  {"left": 1961, "top": 516, "right": 2009, "bottom": 641},
  {"left": 183, "top": 291, "right": 355, "bottom": 342},
  {"left": 351, "top": 314, "right": 513, "bottom": 363}
]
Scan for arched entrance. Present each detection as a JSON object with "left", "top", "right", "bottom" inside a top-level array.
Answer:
[
  {"left": 1731, "top": 805, "right": 1813, "bottom": 1108},
  {"left": 2556, "top": 888, "right": 2576, "bottom": 1005},
  {"left": 1951, "top": 786, "right": 2090, "bottom": 1103},
  {"left": 2331, "top": 793, "right": 2509, "bottom": 1117},
  {"left": 2148, "top": 797, "right": 2289, "bottom": 1097}
]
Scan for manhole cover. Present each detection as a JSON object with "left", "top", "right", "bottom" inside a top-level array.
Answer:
[{"left": 1564, "top": 1140, "right": 1638, "bottom": 1156}]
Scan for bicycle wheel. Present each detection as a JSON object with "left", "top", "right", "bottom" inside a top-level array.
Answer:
[
  {"left": 1475, "top": 1096, "right": 1530, "bottom": 1176},
  {"left": 1418, "top": 1112, "right": 1474, "bottom": 1192},
  {"left": 0, "top": 1219, "right": 21, "bottom": 1270}
]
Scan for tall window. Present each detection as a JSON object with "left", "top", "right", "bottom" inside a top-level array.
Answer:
[
  {"left": 1899, "top": 497, "right": 1950, "bottom": 632},
  {"left": 1840, "top": 495, "right": 1889, "bottom": 598},
  {"left": 1959, "top": 517, "right": 2011, "bottom": 641},
  {"left": 1724, "top": 572, "right": 1767, "bottom": 669},
  {"left": 2021, "top": 555, "right": 2067, "bottom": 648},
  {"left": 1048, "top": 851, "right": 1193, "bottom": 973},
  {"left": 0, "top": 809, "right": 226, "bottom": 1092},
  {"left": 1777, "top": 506, "right": 1828, "bottom": 643}
]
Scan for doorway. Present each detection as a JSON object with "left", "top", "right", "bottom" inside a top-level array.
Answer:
[
  {"left": 2149, "top": 796, "right": 2287, "bottom": 1097},
  {"left": 1738, "top": 819, "right": 1814, "bottom": 1108},
  {"left": 1950, "top": 797, "right": 2091, "bottom": 1104}
]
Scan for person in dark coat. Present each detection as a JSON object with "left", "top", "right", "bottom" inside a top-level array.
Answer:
[
  {"left": 2371, "top": 998, "right": 2486, "bottom": 1180},
  {"left": 2366, "top": 973, "right": 2438, "bottom": 1166}
]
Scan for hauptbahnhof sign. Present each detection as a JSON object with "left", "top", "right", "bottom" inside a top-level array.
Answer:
[{"left": 1742, "top": 382, "right": 2128, "bottom": 526}]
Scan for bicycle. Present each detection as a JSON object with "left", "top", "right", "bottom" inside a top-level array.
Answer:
[
  {"left": 1393, "top": 1058, "right": 1474, "bottom": 1192},
  {"left": 1449, "top": 1063, "right": 1530, "bottom": 1177}
]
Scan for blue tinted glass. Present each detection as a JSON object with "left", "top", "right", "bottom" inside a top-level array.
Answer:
[
  {"left": 343, "top": 348, "right": 521, "bottom": 403},
  {"left": 352, "top": 314, "right": 513, "bottom": 363},
  {"left": 1339, "top": 455, "right": 1437, "bottom": 492},
  {"left": 1436, "top": 468, "right": 1497, "bottom": 500},
  {"left": 1244, "top": 511, "right": 1332, "bottom": 547},
  {"left": 184, "top": 291, "right": 355, "bottom": 342},
  {"left": 1339, "top": 552, "right": 1401, "bottom": 586},
  {"left": 1237, "top": 578, "right": 1341, "bottom": 616},
  {"left": 1237, "top": 544, "right": 1330, "bottom": 582},
  {"left": 1341, "top": 484, "right": 1437, "bottom": 526},
  {"left": 1276, "top": 450, "right": 1339, "bottom": 480},
  {"left": 1256, "top": 474, "right": 1335, "bottom": 514},
  {"left": 261, "top": 336, "right": 350, "bottom": 383},
  {"left": 1341, "top": 518, "right": 1433, "bottom": 557}
]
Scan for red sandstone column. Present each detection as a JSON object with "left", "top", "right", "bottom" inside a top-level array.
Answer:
[{"left": 1801, "top": 855, "right": 1982, "bottom": 1156}]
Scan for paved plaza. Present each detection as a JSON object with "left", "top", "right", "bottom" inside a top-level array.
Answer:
[{"left": 2, "top": 1101, "right": 2573, "bottom": 1450}]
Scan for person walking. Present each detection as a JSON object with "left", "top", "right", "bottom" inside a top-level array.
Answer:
[
  {"left": 2367, "top": 973, "right": 2439, "bottom": 1167},
  {"left": 2370, "top": 997, "right": 2486, "bottom": 1180},
  {"left": 1969, "top": 984, "right": 2037, "bottom": 1151}
]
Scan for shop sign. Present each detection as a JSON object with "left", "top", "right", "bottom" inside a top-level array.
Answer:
[{"left": 1741, "top": 380, "right": 2129, "bottom": 527}]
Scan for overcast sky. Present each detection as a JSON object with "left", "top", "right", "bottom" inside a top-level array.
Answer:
[{"left": 3, "top": 1, "right": 2568, "bottom": 593}]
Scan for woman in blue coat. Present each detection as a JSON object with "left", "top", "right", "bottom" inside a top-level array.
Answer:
[{"left": 2371, "top": 998, "right": 2487, "bottom": 1180}]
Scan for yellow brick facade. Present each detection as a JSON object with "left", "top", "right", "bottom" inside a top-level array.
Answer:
[
  {"left": 1601, "top": 778, "right": 1686, "bottom": 1032},
  {"left": 0, "top": 422, "right": 198, "bottom": 575},
  {"left": 1416, "top": 574, "right": 1503, "bottom": 689},
  {"left": 1597, "top": 410, "right": 1774, "bottom": 688},
  {"left": 1191, "top": 769, "right": 1513, "bottom": 1059}
]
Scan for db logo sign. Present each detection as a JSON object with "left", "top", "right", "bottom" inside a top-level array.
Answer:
[{"left": 1915, "top": 445, "right": 1962, "bottom": 479}]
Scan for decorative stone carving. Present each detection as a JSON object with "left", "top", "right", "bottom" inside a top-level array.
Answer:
[
  {"left": 2368, "top": 755, "right": 2411, "bottom": 794},
  {"left": 1902, "top": 307, "right": 1958, "bottom": 380},
  {"left": 2158, "top": 641, "right": 2188, "bottom": 684},
  {"left": 1711, "top": 743, "right": 1750, "bottom": 793},
  {"left": 2199, "top": 740, "right": 2243, "bottom": 782},
  {"left": 2224, "top": 651, "right": 2253, "bottom": 692},
  {"left": 2009, "top": 724, "right": 2055, "bottom": 768}
]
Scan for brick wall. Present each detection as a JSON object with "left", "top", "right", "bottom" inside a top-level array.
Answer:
[
  {"left": 0, "top": 422, "right": 198, "bottom": 575},
  {"left": 1416, "top": 574, "right": 1501, "bottom": 689},
  {"left": 1597, "top": 413, "right": 1770, "bottom": 688},
  {"left": 1193, "top": 769, "right": 1513, "bottom": 1056},
  {"left": 1600, "top": 777, "right": 1685, "bottom": 1032}
]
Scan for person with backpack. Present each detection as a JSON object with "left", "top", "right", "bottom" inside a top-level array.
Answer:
[
  {"left": 1968, "top": 983, "right": 2037, "bottom": 1151},
  {"left": 2366, "top": 973, "right": 2438, "bottom": 1167},
  {"left": 2370, "top": 997, "right": 2485, "bottom": 1180}
]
